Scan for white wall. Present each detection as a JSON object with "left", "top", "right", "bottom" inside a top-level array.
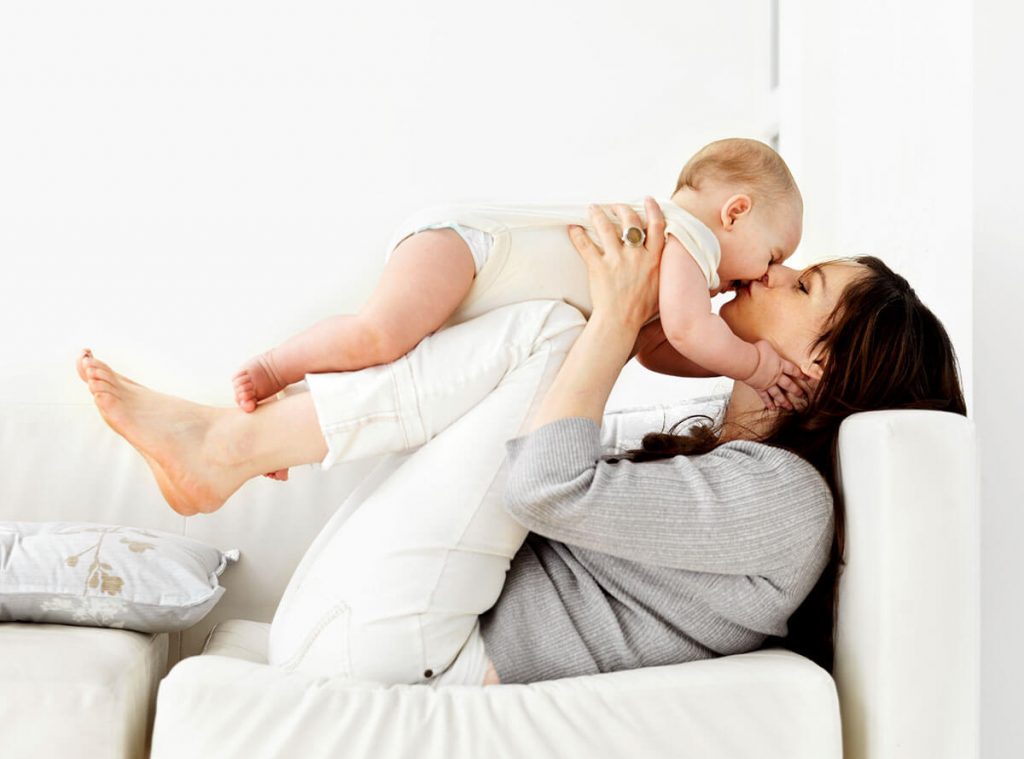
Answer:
[
  {"left": 778, "top": 0, "right": 974, "bottom": 405},
  {"left": 0, "top": 0, "right": 774, "bottom": 412},
  {"left": 781, "top": 1, "right": 1024, "bottom": 757},
  {"left": 4, "top": 2, "right": 1015, "bottom": 752},
  {"left": 973, "top": 3, "right": 1024, "bottom": 758}
]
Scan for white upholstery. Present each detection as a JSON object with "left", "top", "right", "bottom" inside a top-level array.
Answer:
[
  {"left": 834, "top": 410, "right": 980, "bottom": 759},
  {"left": 0, "top": 623, "right": 167, "bottom": 759},
  {"left": 153, "top": 620, "right": 840, "bottom": 758},
  {"left": 0, "top": 396, "right": 979, "bottom": 758},
  {"left": 0, "top": 397, "right": 375, "bottom": 667}
]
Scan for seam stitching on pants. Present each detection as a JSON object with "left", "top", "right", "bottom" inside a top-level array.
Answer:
[
  {"left": 417, "top": 333, "right": 563, "bottom": 678},
  {"left": 404, "top": 354, "right": 426, "bottom": 449},
  {"left": 387, "top": 361, "right": 406, "bottom": 449},
  {"left": 279, "top": 603, "right": 350, "bottom": 674},
  {"left": 321, "top": 412, "right": 400, "bottom": 433}
]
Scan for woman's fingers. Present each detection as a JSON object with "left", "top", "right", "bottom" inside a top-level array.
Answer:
[
  {"left": 613, "top": 203, "right": 645, "bottom": 246},
  {"left": 588, "top": 204, "right": 622, "bottom": 252},
  {"left": 568, "top": 225, "right": 599, "bottom": 262},
  {"left": 643, "top": 197, "right": 666, "bottom": 255}
]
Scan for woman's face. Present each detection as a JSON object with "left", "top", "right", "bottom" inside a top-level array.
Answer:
[{"left": 719, "top": 261, "right": 866, "bottom": 377}]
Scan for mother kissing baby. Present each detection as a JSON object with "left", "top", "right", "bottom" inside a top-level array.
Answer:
[{"left": 76, "top": 141, "right": 965, "bottom": 687}]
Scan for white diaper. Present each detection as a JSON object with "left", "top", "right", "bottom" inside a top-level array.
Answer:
[{"left": 388, "top": 222, "right": 495, "bottom": 276}]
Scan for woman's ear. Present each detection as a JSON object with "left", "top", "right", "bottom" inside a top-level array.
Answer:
[
  {"left": 720, "top": 194, "right": 752, "bottom": 229},
  {"left": 800, "top": 356, "right": 825, "bottom": 381}
]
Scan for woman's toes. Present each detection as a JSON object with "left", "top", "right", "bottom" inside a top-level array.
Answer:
[
  {"left": 76, "top": 349, "right": 96, "bottom": 383},
  {"left": 91, "top": 390, "right": 118, "bottom": 416},
  {"left": 85, "top": 355, "right": 117, "bottom": 377}
]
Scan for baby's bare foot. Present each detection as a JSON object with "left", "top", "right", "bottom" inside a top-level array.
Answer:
[
  {"left": 77, "top": 349, "right": 244, "bottom": 516},
  {"left": 232, "top": 351, "right": 286, "bottom": 413}
]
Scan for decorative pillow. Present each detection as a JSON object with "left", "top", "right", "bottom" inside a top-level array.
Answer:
[{"left": 0, "top": 521, "right": 240, "bottom": 633}]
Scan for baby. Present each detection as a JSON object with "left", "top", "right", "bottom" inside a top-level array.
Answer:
[{"left": 233, "top": 137, "right": 805, "bottom": 431}]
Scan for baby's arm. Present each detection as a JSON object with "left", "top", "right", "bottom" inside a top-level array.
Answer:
[
  {"left": 633, "top": 318, "right": 718, "bottom": 377},
  {"left": 658, "top": 236, "right": 802, "bottom": 402}
]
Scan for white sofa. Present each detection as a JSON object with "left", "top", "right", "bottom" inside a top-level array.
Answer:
[{"left": 0, "top": 395, "right": 979, "bottom": 759}]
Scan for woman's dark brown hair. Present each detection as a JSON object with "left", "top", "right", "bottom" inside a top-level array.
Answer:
[{"left": 604, "top": 256, "right": 967, "bottom": 673}]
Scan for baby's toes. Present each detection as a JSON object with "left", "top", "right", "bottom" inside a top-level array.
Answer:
[{"left": 233, "top": 384, "right": 257, "bottom": 413}]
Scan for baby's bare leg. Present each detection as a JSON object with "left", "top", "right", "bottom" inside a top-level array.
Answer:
[{"left": 233, "top": 229, "right": 476, "bottom": 412}]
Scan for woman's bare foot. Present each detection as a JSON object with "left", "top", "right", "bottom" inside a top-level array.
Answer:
[
  {"left": 232, "top": 350, "right": 287, "bottom": 413},
  {"left": 76, "top": 351, "right": 186, "bottom": 508},
  {"left": 77, "top": 349, "right": 246, "bottom": 516}
]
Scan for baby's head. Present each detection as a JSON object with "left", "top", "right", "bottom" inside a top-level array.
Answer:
[{"left": 671, "top": 138, "right": 803, "bottom": 289}]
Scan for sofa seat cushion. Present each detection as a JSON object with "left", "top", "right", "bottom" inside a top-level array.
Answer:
[
  {"left": 152, "top": 619, "right": 841, "bottom": 759},
  {"left": 0, "top": 622, "right": 168, "bottom": 758}
]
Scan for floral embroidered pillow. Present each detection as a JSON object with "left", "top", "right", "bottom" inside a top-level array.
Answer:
[{"left": 0, "top": 521, "right": 240, "bottom": 633}]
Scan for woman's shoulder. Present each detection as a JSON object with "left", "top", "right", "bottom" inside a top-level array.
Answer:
[
  {"left": 692, "top": 439, "right": 833, "bottom": 507},
  {"left": 699, "top": 437, "right": 824, "bottom": 475}
]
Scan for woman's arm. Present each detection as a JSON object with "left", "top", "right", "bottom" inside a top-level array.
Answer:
[
  {"left": 504, "top": 417, "right": 834, "bottom": 574},
  {"left": 525, "top": 200, "right": 666, "bottom": 434},
  {"left": 524, "top": 313, "right": 638, "bottom": 434}
]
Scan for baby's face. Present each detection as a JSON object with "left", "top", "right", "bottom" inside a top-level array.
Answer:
[{"left": 716, "top": 203, "right": 802, "bottom": 290}]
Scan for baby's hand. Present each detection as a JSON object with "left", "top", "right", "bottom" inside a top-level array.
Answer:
[{"left": 747, "top": 340, "right": 808, "bottom": 411}]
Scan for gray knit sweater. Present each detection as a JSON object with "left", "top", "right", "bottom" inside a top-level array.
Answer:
[{"left": 477, "top": 416, "right": 834, "bottom": 684}]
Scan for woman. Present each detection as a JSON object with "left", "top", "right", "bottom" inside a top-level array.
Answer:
[{"left": 76, "top": 200, "right": 965, "bottom": 686}]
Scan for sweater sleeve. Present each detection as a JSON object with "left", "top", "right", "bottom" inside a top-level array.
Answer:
[{"left": 503, "top": 416, "right": 833, "bottom": 575}]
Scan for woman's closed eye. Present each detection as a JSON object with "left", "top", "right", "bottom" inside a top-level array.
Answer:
[{"left": 797, "top": 277, "right": 808, "bottom": 294}]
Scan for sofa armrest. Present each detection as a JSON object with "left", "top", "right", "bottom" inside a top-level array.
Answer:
[{"left": 834, "top": 410, "right": 979, "bottom": 759}]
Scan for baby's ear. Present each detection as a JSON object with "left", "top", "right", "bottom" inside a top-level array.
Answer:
[{"left": 721, "top": 194, "right": 752, "bottom": 228}]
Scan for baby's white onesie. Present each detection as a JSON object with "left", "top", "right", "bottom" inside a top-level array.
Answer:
[{"left": 384, "top": 199, "right": 721, "bottom": 330}]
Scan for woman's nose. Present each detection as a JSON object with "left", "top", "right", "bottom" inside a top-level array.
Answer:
[{"left": 762, "top": 264, "right": 799, "bottom": 288}]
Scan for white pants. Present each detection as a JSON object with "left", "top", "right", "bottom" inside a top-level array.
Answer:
[{"left": 266, "top": 300, "right": 586, "bottom": 686}]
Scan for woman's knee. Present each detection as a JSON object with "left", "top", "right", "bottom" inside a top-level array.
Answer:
[{"left": 531, "top": 300, "right": 587, "bottom": 350}]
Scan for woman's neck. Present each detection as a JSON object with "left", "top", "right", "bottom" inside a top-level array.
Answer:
[{"left": 720, "top": 381, "right": 777, "bottom": 442}]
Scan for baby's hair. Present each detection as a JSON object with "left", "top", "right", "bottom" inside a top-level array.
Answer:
[{"left": 674, "top": 138, "right": 802, "bottom": 210}]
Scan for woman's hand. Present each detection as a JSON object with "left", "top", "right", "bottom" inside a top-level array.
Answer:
[
  {"left": 568, "top": 197, "right": 666, "bottom": 335},
  {"left": 524, "top": 199, "right": 666, "bottom": 433}
]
